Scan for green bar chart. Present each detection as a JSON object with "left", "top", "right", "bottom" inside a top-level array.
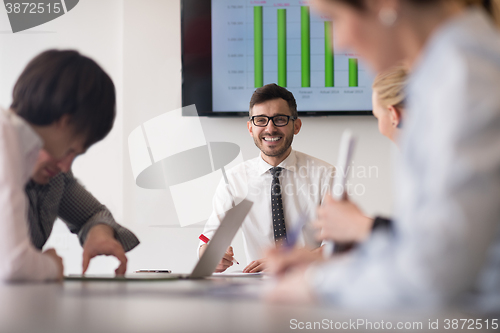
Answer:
[
  {"left": 277, "top": 9, "right": 287, "bottom": 87},
  {"left": 254, "top": 6, "right": 264, "bottom": 88},
  {"left": 251, "top": 6, "right": 359, "bottom": 89},
  {"left": 210, "top": 1, "right": 373, "bottom": 113},
  {"left": 301, "top": 6, "right": 310, "bottom": 88}
]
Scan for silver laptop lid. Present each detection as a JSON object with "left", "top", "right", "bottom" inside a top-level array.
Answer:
[{"left": 190, "top": 199, "right": 253, "bottom": 279}]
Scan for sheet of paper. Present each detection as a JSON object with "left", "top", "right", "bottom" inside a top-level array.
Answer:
[{"left": 212, "top": 271, "right": 263, "bottom": 277}]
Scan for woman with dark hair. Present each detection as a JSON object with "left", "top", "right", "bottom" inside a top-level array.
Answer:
[{"left": 267, "top": 0, "right": 500, "bottom": 308}]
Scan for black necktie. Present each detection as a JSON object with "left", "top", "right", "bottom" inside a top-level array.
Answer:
[{"left": 270, "top": 167, "right": 287, "bottom": 246}]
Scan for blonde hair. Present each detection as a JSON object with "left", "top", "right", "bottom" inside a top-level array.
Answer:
[{"left": 372, "top": 65, "right": 408, "bottom": 109}]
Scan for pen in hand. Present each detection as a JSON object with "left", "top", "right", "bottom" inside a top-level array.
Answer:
[{"left": 199, "top": 234, "right": 240, "bottom": 265}]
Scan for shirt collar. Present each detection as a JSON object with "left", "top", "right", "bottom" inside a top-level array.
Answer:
[{"left": 257, "top": 149, "right": 297, "bottom": 175}]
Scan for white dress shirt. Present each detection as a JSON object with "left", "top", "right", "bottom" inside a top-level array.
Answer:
[
  {"left": 0, "top": 108, "right": 59, "bottom": 282},
  {"left": 310, "top": 9, "right": 500, "bottom": 308},
  {"left": 201, "top": 150, "right": 334, "bottom": 263}
]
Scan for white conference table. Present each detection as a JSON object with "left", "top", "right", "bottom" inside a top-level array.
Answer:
[{"left": 0, "top": 275, "right": 495, "bottom": 333}]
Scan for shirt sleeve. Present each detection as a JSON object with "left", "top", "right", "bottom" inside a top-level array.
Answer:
[
  {"left": 198, "top": 178, "right": 235, "bottom": 257},
  {"left": 57, "top": 172, "right": 140, "bottom": 252},
  {"left": 0, "top": 122, "right": 59, "bottom": 282}
]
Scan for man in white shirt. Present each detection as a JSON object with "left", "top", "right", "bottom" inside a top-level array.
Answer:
[
  {"left": 0, "top": 49, "right": 116, "bottom": 282},
  {"left": 199, "top": 84, "right": 334, "bottom": 273}
]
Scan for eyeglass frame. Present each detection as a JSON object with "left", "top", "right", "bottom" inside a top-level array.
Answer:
[{"left": 249, "top": 115, "right": 297, "bottom": 127}]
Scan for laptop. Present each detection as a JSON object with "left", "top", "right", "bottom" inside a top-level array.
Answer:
[{"left": 65, "top": 199, "right": 253, "bottom": 281}]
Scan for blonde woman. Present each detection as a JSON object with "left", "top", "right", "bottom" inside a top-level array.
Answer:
[
  {"left": 372, "top": 65, "right": 407, "bottom": 144},
  {"left": 312, "top": 66, "right": 409, "bottom": 244}
]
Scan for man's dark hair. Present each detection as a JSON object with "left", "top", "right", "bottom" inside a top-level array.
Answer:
[
  {"left": 249, "top": 83, "right": 298, "bottom": 118},
  {"left": 11, "top": 49, "right": 116, "bottom": 149}
]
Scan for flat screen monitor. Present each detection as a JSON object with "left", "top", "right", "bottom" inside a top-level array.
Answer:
[{"left": 182, "top": 0, "right": 374, "bottom": 116}]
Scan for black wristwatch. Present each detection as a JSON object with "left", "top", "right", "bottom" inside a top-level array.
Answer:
[{"left": 372, "top": 216, "right": 393, "bottom": 231}]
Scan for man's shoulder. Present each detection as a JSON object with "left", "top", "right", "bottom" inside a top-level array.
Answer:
[
  {"left": 52, "top": 172, "right": 68, "bottom": 182},
  {"left": 225, "top": 155, "right": 261, "bottom": 175},
  {"left": 47, "top": 171, "right": 75, "bottom": 189},
  {"left": 294, "top": 150, "right": 334, "bottom": 169}
]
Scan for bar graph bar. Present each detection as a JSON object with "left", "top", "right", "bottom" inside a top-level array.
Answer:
[
  {"left": 254, "top": 6, "right": 264, "bottom": 88},
  {"left": 324, "top": 21, "right": 334, "bottom": 87},
  {"left": 349, "top": 58, "right": 358, "bottom": 87},
  {"left": 277, "top": 9, "right": 287, "bottom": 87},
  {"left": 301, "top": 6, "right": 310, "bottom": 88}
]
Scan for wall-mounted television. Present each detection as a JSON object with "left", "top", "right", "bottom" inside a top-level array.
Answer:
[{"left": 181, "top": 0, "right": 374, "bottom": 116}]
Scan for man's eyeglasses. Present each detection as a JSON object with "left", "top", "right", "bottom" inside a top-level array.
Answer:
[{"left": 250, "top": 115, "right": 296, "bottom": 127}]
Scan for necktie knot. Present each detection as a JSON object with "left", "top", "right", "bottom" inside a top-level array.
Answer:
[{"left": 269, "top": 167, "right": 283, "bottom": 178}]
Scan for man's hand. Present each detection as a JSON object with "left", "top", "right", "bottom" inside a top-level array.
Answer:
[
  {"left": 199, "top": 244, "right": 234, "bottom": 273},
  {"left": 43, "top": 248, "right": 64, "bottom": 281},
  {"left": 314, "top": 194, "right": 373, "bottom": 243},
  {"left": 265, "top": 247, "right": 323, "bottom": 276},
  {"left": 243, "top": 258, "right": 266, "bottom": 273},
  {"left": 82, "top": 224, "right": 127, "bottom": 275}
]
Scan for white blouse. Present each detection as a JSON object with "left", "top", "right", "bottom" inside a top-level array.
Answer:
[{"left": 0, "top": 108, "right": 59, "bottom": 282}]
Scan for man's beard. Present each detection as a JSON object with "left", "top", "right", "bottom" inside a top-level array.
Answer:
[{"left": 254, "top": 132, "right": 294, "bottom": 158}]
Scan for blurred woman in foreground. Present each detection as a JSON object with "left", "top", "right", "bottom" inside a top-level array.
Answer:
[{"left": 267, "top": 0, "right": 500, "bottom": 309}]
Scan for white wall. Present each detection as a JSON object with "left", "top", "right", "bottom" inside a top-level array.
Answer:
[{"left": 0, "top": 0, "right": 394, "bottom": 274}]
